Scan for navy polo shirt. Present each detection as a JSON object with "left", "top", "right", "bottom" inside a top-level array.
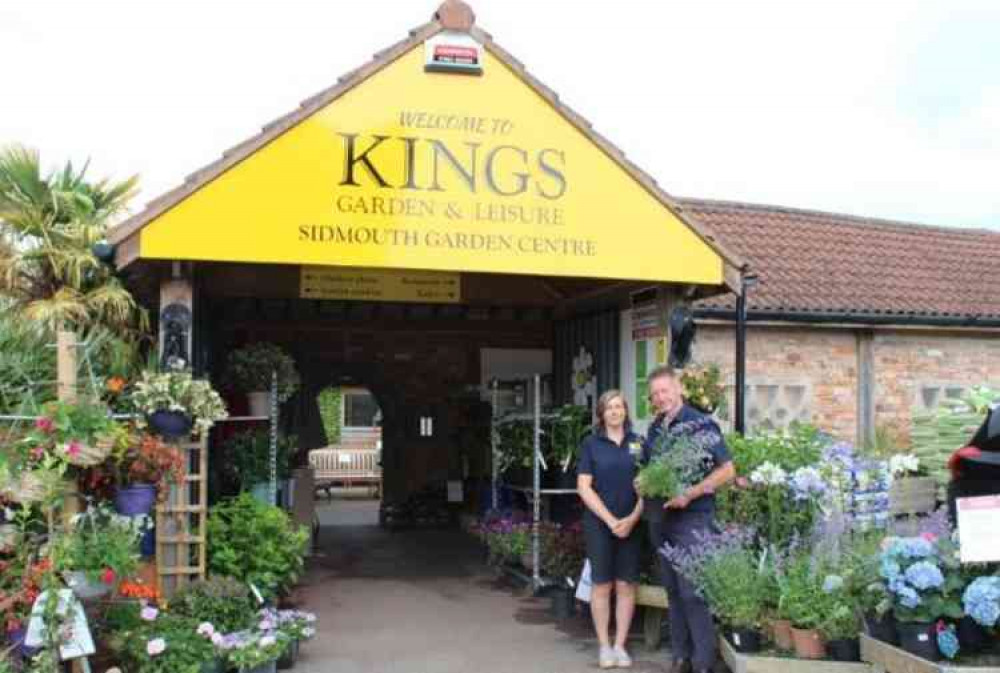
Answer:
[
  {"left": 577, "top": 428, "right": 644, "bottom": 518},
  {"left": 641, "top": 404, "right": 731, "bottom": 513}
]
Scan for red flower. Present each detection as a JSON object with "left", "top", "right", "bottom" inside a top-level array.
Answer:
[
  {"left": 101, "top": 568, "right": 116, "bottom": 585},
  {"left": 65, "top": 441, "right": 82, "bottom": 458},
  {"left": 34, "top": 418, "right": 53, "bottom": 433}
]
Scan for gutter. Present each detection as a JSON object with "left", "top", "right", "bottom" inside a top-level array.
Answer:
[{"left": 693, "top": 307, "right": 1000, "bottom": 329}]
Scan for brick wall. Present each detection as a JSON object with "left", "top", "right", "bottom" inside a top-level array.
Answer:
[{"left": 694, "top": 323, "right": 1000, "bottom": 445}]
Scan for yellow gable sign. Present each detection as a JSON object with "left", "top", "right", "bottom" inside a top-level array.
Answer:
[{"left": 138, "top": 42, "right": 724, "bottom": 285}]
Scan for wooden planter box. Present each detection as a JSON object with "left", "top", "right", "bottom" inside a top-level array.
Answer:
[
  {"left": 636, "top": 584, "right": 669, "bottom": 649},
  {"left": 861, "top": 633, "right": 1000, "bottom": 673},
  {"left": 720, "top": 635, "right": 871, "bottom": 673},
  {"left": 889, "top": 477, "right": 938, "bottom": 517}
]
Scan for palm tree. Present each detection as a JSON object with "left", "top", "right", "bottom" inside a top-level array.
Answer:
[{"left": 0, "top": 144, "right": 148, "bottom": 335}]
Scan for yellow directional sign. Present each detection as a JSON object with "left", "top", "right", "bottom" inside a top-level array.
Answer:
[{"left": 300, "top": 266, "right": 460, "bottom": 304}]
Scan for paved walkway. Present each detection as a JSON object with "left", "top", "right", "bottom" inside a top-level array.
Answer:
[{"left": 293, "top": 500, "right": 676, "bottom": 673}]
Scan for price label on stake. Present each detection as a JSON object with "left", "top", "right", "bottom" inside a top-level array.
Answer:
[
  {"left": 957, "top": 495, "right": 1000, "bottom": 563},
  {"left": 249, "top": 583, "right": 265, "bottom": 606}
]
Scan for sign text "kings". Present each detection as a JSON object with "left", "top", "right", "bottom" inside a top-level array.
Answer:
[{"left": 338, "top": 133, "right": 567, "bottom": 200}]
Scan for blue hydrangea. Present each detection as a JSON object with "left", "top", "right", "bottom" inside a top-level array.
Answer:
[
  {"left": 898, "top": 585, "right": 921, "bottom": 609},
  {"left": 963, "top": 577, "right": 1000, "bottom": 627},
  {"left": 790, "top": 467, "right": 827, "bottom": 501},
  {"left": 880, "top": 559, "right": 902, "bottom": 581},
  {"left": 904, "top": 561, "right": 944, "bottom": 591},
  {"left": 898, "top": 538, "right": 934, "bottom": 559},
  {"left": 937, "top": 625, "right": 959, "bottom": 660}
]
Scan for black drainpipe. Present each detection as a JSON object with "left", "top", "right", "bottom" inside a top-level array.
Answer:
[{"left": 733, "top": 274, "right": 757, "bottom": 435}]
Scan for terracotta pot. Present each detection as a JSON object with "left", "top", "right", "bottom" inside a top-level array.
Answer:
[
  {"left": 770, "top": 619, "right": 794, "bottom": 651},
  {"left": 790, "top": 626, "right": 826, "bottom": 659}
]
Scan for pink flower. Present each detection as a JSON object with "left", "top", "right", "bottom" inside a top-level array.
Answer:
[
  {"left": 921, "top": 532, "right": 938, "bottom": 543},
  {"left": 101, "top": 568, "right": 116, "bottom": 585},
  {"left": 140, "top": 606, "right": 159, "bottom": 621},
  {"left": 146, "top": 638, "right": 166, "bottom": 656},
  {"left": 210, "top": 632, "right": 224, "bottom": 647},
  {"left": 35, "top": 418, "right": 53, "bottom": 433},
  {"left": 197, "top": 622, "right": 216, "bottom": 637},
  {"left": 735, "top": 477, "right": 750, "bottom": 489},
  {"left": 64, "top": 441, "right": 81, "bottom": 458},
  {"left": 30, "top": 446, "right": 45, "bottom": 460}
]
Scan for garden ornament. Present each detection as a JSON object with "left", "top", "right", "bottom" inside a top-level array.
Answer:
[{"left": 668, "top": 305, "right": 696, "bottom": 369}]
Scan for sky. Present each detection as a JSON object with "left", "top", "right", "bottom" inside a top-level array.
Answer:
[{"left": 1, "top": 0, "right": 998, "bottom": 230}]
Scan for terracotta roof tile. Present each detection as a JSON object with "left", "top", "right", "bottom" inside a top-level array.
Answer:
[{"left": 686, "top": 198, "right": 1000, "bottom": 321}]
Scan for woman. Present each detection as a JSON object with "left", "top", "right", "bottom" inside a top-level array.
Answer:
[{"left": 577, "top": 390, "right": 644, "bottom": 669}]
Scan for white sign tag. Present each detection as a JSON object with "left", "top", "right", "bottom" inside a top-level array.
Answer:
[
  {"left": 957, "top": 495, "right": 1000, "bottom": 563},
  {"left": 24, "top": 589, "right": 95, "bottom": 660}
]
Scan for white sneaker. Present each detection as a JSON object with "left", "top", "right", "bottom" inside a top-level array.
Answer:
[
  {"left": 614, "top": 646, "right": 632, "bottom": 668},
  {"left": 599, "top": 645, "right": 616, "bottom": 669}
]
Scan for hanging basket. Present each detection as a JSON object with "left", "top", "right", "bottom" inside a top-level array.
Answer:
[
  {"left": 65, "top": 436, "right": 115, "bottom": 468},
  {"left": 147, "top": 410, "right": 194, "bottom": 440}
]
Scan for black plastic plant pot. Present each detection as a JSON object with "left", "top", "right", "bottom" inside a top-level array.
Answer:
[
  {"left": 828, "top": 638, "right": 861, "bottom": 662},
  {"left": 551, "top": 588, "right": 576, "bottom": 620},
  {"left": 896, "top": 622, "right": 940, "bottom": 661},
  {"left": 728, "top": 627, "right": 762, "bottom": 653},
  {"left": 147, "top": 410, "right": 193, "bottom": 439},
  {"left": 276, "top": 638, "right": 299, "bottom": 670},
  {"left": 957, "top": 616, "right": 988, "bottom": 653},
  {"left": 863, "top": 612, "right": 898, "bottom": 645}
]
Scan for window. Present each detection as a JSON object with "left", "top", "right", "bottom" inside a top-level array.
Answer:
[{"left": 344, "top": 391, "right": 379, "bottom": 428}]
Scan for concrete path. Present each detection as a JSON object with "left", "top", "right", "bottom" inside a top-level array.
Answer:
[{"left": 292, "top": 500, "right": 675, "bottom": 673}]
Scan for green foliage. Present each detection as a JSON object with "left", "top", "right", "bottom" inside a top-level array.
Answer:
[
  {"left": 130, "top": 370, "right": 228, "bottom": 436},
  {"left": 779, "top": 550, "right": 838, "bottom": 629},
  {"left": 637, "top": 435, "right": 711, "bottom": 499},
  {"left": 0, "top": 303, "right": 56, "bottom": 414},
  {"left": 225, "top": 342, "right": 300, "bottom": 403},
  {"left": 0, "top": 144, "right": 147, "bottom": 335},
  {"left": 695, "top": 545, "right": 771, "bottom": 629},
  {"left": 207, "top": 494, "right": 309, "bottom": 601},
  {"left": 170, "top": 575, "right": 258, "bottom": 634},
  {"left": 316, "top": 387, "right": 342, "bottom": 444},
  {"left": 548, "top": 405, "right": 590, "bottom": 472},
  {"left": 120, "top": 612, "right": 216, "bottom": 673},
  {"left": 724, "top": 423, "right": 825, "bottom": 476},
  {"left": 225, "top": 631, "right": 288, "bottom": 670},
  {"left": 50, "top": 504, "right": 143, "bottom": 582},
  {"left": 223, "top": 429, "right": 297, "bottom": 488}
]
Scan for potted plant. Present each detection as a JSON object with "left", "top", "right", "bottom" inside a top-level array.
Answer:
[
  {"left": 223, "top": 430, "right": 295, "bottom": 503},
  {"left": 50, "top": 503, "right": 144, "bottom": 599},
  {"left": 694, "top": 543, "right": 770, "bottom": 653},
  {"left": 225, "top": 343, "right": 300, "bottom": 418},
  {"left": 258, "top": 607, "right": 317, "bottom": 669},
  {"left": 121, "top": 610, "right": 220, "bottom": 673},
  {"left": 887, "top": 454, "right": 936, "bottom": 516},
  {"left": 961, "top": 575, "right": 1000, "bottom": 651},
  {"left": 680, "top": 363, "right": 726, "bottom": 415},
  {"left": 880, "top": 534, "right": 965, "bottom": 661},
  {"left": 219, "top": 630, "right": 289, "bottom": 673},
  {"left": 207, "top": 494, "right": 309, "bottom": 602},
  {"left": 105, "top": 431, "right": 186, "bottom": 516},
  {"left": 817, "top": 572, "right": 863, "bottom": 661},
  {"left": 540, "top": 522, "right": 585, "bottom": 619},
  {"left": 130, "top": 370, "right": 228, "bottom": 439},
  {"left": 546, "top": 405, "right": 590, "bottom": 489},
  {"left": 637, "top": 433, "right": 713, "bottom": 523},
  {"left": 171, "top": 576, "right": 259, "bottom": 635},
  {"left": 781, "top": 550, "right": 832, "bottom": 659}
]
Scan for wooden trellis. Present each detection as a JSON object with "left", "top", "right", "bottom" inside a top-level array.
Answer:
[{"left": 156, "top": 437, "right": 208, "bottom": 598}]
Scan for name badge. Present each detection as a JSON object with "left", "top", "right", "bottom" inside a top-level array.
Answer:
[{"left": 628, "top": 441, "right": 642, "bottom": 457}]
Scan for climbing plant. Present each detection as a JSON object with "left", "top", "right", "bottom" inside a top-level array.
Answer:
[{"left": 317, "top": 387, "right": 342, "bottom": 445}]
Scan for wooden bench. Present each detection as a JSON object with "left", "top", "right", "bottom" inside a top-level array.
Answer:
[{"left": 309, "top": 447, "right": 382, "bottom": 498}]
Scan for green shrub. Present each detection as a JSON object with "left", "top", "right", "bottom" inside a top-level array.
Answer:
[
  {"left": 207, "top": 494, "right": 309, "bottom": 600},
  {"left": 225, "top": 343, "right": 300, "bottom": 403},
  {"left": 170, "top": 575, "right": 258, "bottom": 634}
]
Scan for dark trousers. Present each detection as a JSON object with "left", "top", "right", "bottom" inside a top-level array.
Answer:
[{"left": 648, "top": 510, "right": 717, "bottom": 670}]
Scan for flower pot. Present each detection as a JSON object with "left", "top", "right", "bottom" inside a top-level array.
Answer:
[
  {"left": 896, "top": 621, "right": 939, "bottom": 661},
  {"left": 200, "top": 659, "right": 226, "bottom": 673},
  {"left": 770, "top": 619, "right": 794, "bottom": 651},
  {"left": 790, "top": 627, "right": 826, "bottom": 659},
  {"left": 140, "top": 525, "right": 156, "bottom": 557},
  {"left": 277, "top": 638, "right": 300, "bottom": 669},
  {"left": 957, "top": 615, "right": 988, "bottom": 653},
  {"left": 863, "top": 612, "right": 898, "bottom": 645},
  {"left": 114, "top": 484, "right": 158, "bottom": 516},
  {"left": 728, "top": 627, "right": 763, "bottom": 653},
  {"left": 889, "top": 477, "right": 937, "bottom": 516},
  {"left": 551, "top": 587, "right": 576, "bottom": 620},
  {"left": 248, "top": 391, "right": 272, "bottom": 418},
  {"left": 64, "top": 571, "right": 112, "bottom": 601},
  {"left": 147, "top": 410, "right": 193, "bottom": 440},
  {"left": 828, "top": 637, "right": 861, "bottom": 662}
]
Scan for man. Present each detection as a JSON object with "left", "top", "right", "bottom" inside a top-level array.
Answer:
[{"left": 642, "top": 366, "right": 735, "bottom": 673}]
